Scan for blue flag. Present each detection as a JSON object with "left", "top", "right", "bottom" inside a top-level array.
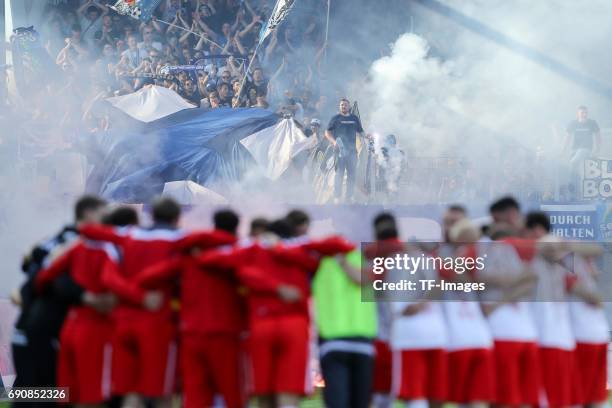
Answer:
[
  {"left": 110, "top": 0, "right": 163, "bottom": 22},
  {"left": 86, "top": 106, "right": 279, "bottom": 202},
  {"left": 259, "top": 0, "right": 296, "bottom": 44}
]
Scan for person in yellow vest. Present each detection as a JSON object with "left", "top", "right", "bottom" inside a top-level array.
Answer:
[{"left": 312, "top": 249, "right": 377, "bottom": 408}]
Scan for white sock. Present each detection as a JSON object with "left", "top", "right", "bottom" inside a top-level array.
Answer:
[
  {"left": 372, "top": 393, "right": 393, "bottom": 408},
  {"left": 405, "top": 399, "right": 428, "bottom": 408},
  {"left": 212, "top": 394, "right": 225, "bottom": 407}
]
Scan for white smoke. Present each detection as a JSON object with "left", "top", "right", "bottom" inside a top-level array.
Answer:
[{"left": 355, "top": 0, "right": 612, "bottom": 161}]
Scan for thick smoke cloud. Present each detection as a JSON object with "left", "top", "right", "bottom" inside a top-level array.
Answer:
[{"left": 356, "top": 0, "right": 612, "bottom": 158}]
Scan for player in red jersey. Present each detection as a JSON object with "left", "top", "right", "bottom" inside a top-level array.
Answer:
[
  {"left": 137, "top": 209, "right": 246, "bottom": 408},
  {"left": 441, "top": 217, "right": 495, "bottom": 408},
  {"left": 362, "top": 213, "right": 406, "bottom": 408},
  {"left": 78, "top": 198, "right": 235, "bottom": 408},
  {"left": 197, "top": 216, "right": 354, "bottom": 408},
  {"left": 35, "top": 206, "right": 140, "bottom": 407}
]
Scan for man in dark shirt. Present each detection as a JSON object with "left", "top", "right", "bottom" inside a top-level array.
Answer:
[
  {"left": 247, "top": 68, "right": 268, "bottom": 97},
  {"left": 565, "top": 106, "right": 601, "bottom": 196},
  {"left": 565, "top": 105, "right": 601, "bottom": 153},
  {"left": 325, "top": 98, "right": 364, "bottom": 203}
]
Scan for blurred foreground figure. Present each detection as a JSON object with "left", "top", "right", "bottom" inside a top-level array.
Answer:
[
  {"left": 363, "top": 213, "right": 403, "bottom": 408},
  {"left": 313, "top": 238, "right": 376, "bottom": 407},
  {"left": 34, "top": 206, "right": 138, "bottom": 407},
  {"left": 11, "top": 195, "right": 106, "bottom": 407},
  {"left": 441, "top": 211, "right": 495, "bottom": 408},
  {"left": 78, "top": 197, "right": 234, "bottom": 408},
  {"left": 137, "top": 210, "right": 244, "bottom": 408}
]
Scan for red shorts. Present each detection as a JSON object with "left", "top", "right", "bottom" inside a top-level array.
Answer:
[
  {"left": 112, "top": 313, "right": 178, "bottom": 398},
  {"left": 248, "top": 315, "right": 311, "bottom": 396},
  {"left": 574, "top": 342, "right": 608, "bottom": 404},
  {"left": 539, "top": 347, "right": 577, "bottom": 407},
  {"left": 58, "top": 312, "right": 113, "bottom": 404},
  {"left": 372, "top": 340, "right": 392, "bottom": 394},
  {"left": 447, "top": 348, "right": 495, "bottom": 403},
  {"left": 492, "top": 340, "right": 540, "bottom": 405},
  {"left": 392, "top": 349, "right": 448, "bottom": 401},
  {"left": 182, "top": 333, "right": 246, "bottom": 408}
]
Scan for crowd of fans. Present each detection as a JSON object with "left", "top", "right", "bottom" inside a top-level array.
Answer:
[
  {"left": 0, "top": 0, "right": 588, "bottom": 206},
  {"left": 41, "top": 0, "right": 332, "bottom": 122},
  {"left": 0, "top": 0, "right": 334, "bottom": 142}
]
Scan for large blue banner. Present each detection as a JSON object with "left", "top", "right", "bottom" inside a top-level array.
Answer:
[{"left": 86, "top": 107, "right": 278, "bottom": 203}]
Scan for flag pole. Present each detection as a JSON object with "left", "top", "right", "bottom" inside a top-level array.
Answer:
[
  {"left": 235, "top": 0, "right": 283, "bottom": 103},
  {"left": 324, "top": 0, "right": 330, "bottom": 61},
  {"left": 235, "top": 39, "right": 263, "bottom": 102},
  {"left": 155, "top": 18, "right": 223, "bottom": 50},
  {"left": 235, "top": 0, "right": 296, "bottom": 104}
]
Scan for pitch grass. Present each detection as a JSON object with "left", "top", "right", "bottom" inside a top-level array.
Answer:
[
  {"left": 0, "top": 393, "right": 412, "bottom": 407},
  {"left": 3, "top": 393, "right": 611, "bottom": 407}
]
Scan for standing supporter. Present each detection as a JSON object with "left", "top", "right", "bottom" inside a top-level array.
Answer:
[
  {"left": 246, "top": 67, "right": 269, "bottom": 97},
  {"left": 12, "top": 195, "right": 106, "bottom": 393},
  {"left": 138, "top": 24, "right": 163, "bottom": 52},
  {"left": 325, "top": 98, "right": 365, "bottom": 203},
  {"left": 121, "top": 35, "right": 148, "bottom": 70},
  {"left": 78, "top": 197, "right": 235, "bottom": 408},
  {"left": 34, "top": 206, "right": 139, "bottom": 407},
  {"left": 137, "top": 210, "right": 244, "bottom": 408},
  {"left": 564, "top": 105, "right": 601, "bottom": 196},
  {"left": 442, "top": 218, "right": 495, "bottom": 408},
  {"left": 179, "top": 78, "right": 202, "bottom": 106},
  {"left": 77, "top": 0, "right": 108, "bottom": 45}
]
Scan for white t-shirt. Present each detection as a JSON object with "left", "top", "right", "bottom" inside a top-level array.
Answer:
[
  {"left": 79, "top": 16, "right": 102, "bottom": 43},
  {"left": 437, "top": 245, "right": 492, "bottom": 350},
  {"left": 389, "top": 259, "right": 447, "bottom": 350},
  {"left": 569, "top": 256, "right": 610, "bottom": 344},
  {"left": 391, "top": 301, "right": 447, "bottom": 350},
  {"left": 138, "top": 41, "right": 163, "bottom": 52},
  {"left": 121, "top": 48, "right": 148, "bottom": 69},
  {"left": 478, "top": 242, "right": 538, "bottom": 342},
  {"left": 376, "top": 302, "right": 392, "bottom": 342},
  {"left": 531, "top": 257, "right": 575, "bottom": 350},
  {"left": 444, "top": 301, "right": 493, "bottom": 350}
]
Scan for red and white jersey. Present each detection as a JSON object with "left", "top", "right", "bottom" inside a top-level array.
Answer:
[
  {"left": 390, "top": 301, "right": 447, "bottom": 350},
  {"left": 444, "top": 301, "right": 493, "bottom": 350},
  {"left": 438, "top": 244, "right": 492, "bottom": 350},
  {"left": 570, "top": 256, "right": 610, "bottom": 344},
  {"left": 478, "top": 242, "right": 537, "bottom": 342},
  {"left": 531, "top": 256, "right": 575, "bottom": 350},
  {"left": 389, "top": 258, "right": 447, "bottom": 350},
  {"left": 376, "top": 302, "right": 392, "bottom": 342}
]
